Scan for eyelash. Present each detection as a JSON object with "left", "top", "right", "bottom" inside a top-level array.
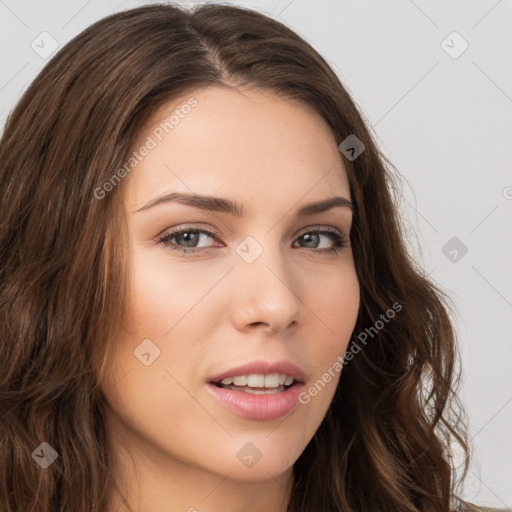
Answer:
[{"left": 156, "top": 225, "right": 349, "bottom": 255}]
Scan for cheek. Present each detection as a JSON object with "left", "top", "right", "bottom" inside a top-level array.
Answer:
[
  {"left": 126, "top": 248, "right": 360, "bottom": 365},
  {"left": 292, "top": 266, "right": 359, "bottom": 447},
  {"left": 124, "top": 248, "right": 223, "bottom": 337},
  {"left": 309, "top": 261, "right": 360, "bottom": 345},
  {"left": 324, "top": 270, "right": 359, "bottom": 331},
  {"left": 301, "top": 262, "right": 359, "bottom": 390},
  {"left": 118, "top": 251, "right": 227, "bottom": 387}
]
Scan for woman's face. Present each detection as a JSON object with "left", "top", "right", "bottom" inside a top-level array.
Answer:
[{"left": 101, "top": 85, "right": 360, "bottom": 500}]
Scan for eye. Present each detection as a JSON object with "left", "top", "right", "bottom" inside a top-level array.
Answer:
[
  {"left": 157, "top": 225, "right": 349, "bottom": 255},
  {"left": 157, "top": 226, "right": 221, "bottom": 254},
  {"left": 293, "top": 227, "right": 348, "bottom": 254}
]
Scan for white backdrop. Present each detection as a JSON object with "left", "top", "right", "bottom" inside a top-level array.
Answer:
[{"left": 1, "top": 0, "right": 511, "bottom": 507}]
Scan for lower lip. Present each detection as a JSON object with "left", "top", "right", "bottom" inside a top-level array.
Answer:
[{"left": 206, "top": 382, "right": 305, "bottom": 421}]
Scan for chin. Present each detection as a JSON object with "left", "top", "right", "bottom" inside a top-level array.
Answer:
[{"left": 206, "top": 435, "right": 304, "bottom": 482}]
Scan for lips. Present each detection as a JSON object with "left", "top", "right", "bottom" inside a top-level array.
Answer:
[
  {"left": 206, "top": 380, "right": 305, "bottom": 420},
  {"left": 206, "top": 360, "right": 306, "bottom": 420}
]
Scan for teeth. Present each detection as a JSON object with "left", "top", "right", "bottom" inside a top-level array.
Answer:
[
  {"left": 284, "top": 376, "right": 294, "bottom": 386},
  {"left": 233, "top": 376, "right": 247, "bottom": 386},
  {"left": 219, "top": 373, "right": 295, "bottom": 388},
  {"left": 247, "top": 374, "right": 264, "bottom": 387},
  {"left": 264, "top": 374, "right": 280, "bottom": 387}
]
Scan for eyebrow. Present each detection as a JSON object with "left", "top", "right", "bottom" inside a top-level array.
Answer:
[{"left": 134, "top": 192, "right": 353, "bottom": 217}]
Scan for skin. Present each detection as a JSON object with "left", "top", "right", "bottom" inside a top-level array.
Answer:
[{"left": 101, "top": 85, "right": 360, "bottom": 512}]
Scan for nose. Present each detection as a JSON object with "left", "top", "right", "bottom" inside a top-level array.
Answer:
[{"left": 230, "top": 237, "right": 303, "bottom": 334}]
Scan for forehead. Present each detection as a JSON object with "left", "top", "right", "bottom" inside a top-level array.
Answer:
[{"left": 123, "top": 86, "right": 350, "bottom": 212}]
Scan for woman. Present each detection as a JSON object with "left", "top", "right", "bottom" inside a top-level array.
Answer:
[{"left": 0, "top": 3, "right": 502, "bottom": 511}]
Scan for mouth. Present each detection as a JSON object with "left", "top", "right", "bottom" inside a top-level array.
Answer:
[
  {"left": 211, "top": 373, "right": 299, "bottom": 395},
  {"left": 206, "top": 362, "right": 306, "bottom": 421},
  {"left": 206, "top": 378, "right": 305, "bottom": 421}
]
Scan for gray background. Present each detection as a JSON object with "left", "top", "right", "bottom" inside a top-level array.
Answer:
[{"left": 1, "top": 0, "right": 511, "bottom": 507}]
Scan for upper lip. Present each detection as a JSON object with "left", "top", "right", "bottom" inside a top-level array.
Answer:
[{"left": 208, "top": 360, "right": 306, "bottom": 384}]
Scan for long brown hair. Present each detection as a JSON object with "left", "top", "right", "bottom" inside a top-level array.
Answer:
[{"left": 0, "top": 3, "right": 470, "bottom": 511}]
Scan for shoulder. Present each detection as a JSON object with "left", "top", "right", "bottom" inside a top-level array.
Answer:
[
  {"left": 460, "top": 503, "right": 512, "bottom": 512},
  {"left": 475, "top": 509, "right": 512, "bottom": 512},
  {"left": 474, "top": 509, "right": 512, "bottom": 512},
  {"left": 477, "top": 509, "right": 512, "bottom": 512}
]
